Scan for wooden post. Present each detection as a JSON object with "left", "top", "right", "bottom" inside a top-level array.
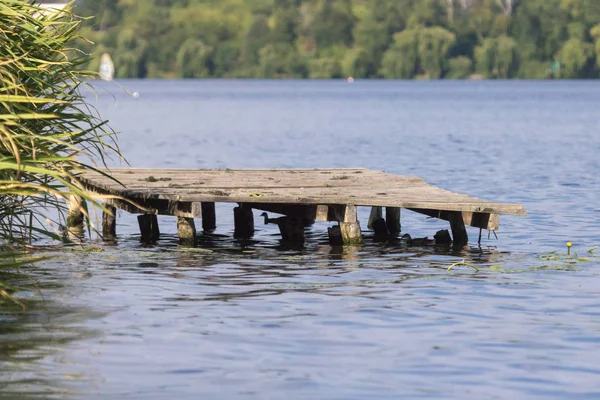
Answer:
[
  {"left": 386, "top": 207, "right": 401, "bottom": 236},
  {"left": 449, "top": 211, "right": 468, "bottom": 247},
  {"left": 234, "top": 206, "right": 254, "bottom": 239},
  {"left": 138, "top": 214, "right": 160, "bottom": 243},
  {"left": 302, "top": 218, "right": 315, "bottom": 228},
  {"left": 102, "top": 204, "right": 116, "bottom": 238},
  {"left": 278, "top": 217, "right": 305, "bottom": 243},
  {"left": 340, "top": 222, "right": 362, "bottom": 245},
  {"left": 201, "top": 202, "right": 216, "bottom": 233},
  {"left": 315, "top": 205, "right": 329, "bottom": 221},
  {"left": 330, "top": 205, "right": 362, "bottom": 245},
  {"left": 66, "top": 195, "right": 84, "bottom": 238},
  {"left": 371, "top": 218, "right": 390, "bottom": 239},
  {"left": 177, "top": 217, "right": 196, "bottom": 246},
  {"left": 328, "top": 225, "right": 343, "bottom": 246},
  {"left": 367, "top": 206, "right": 383, "bottom": 229}
]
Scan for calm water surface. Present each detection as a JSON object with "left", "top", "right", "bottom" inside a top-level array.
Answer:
[{"left": 2, "top": 81, "right": 600, "bottom": 399}]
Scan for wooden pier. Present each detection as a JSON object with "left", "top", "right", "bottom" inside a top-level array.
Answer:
[{"left": 76, "top": 168, "right": 526, "bottom": 246}]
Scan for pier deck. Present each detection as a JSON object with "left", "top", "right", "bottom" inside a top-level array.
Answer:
[{"left": 78, "top": 168, "right": 526, "bottom": 245}]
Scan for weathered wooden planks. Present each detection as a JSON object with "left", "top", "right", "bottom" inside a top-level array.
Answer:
[
  {"left": 79, "top": 168, "right": 527, "bottom": 219},
  {"left": 77, "top": 168, "right": 526, "bottom": 245}
]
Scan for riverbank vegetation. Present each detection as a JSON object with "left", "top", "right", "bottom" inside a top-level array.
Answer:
[
  {"left": 76, "top": 0, "right": 600, "bottom": 79},
  {"left": 0, "top": 0, "right": 120, "bottom": 250}
]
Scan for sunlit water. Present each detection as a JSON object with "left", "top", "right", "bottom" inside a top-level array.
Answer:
[{"left": 2, "top": 81, "right": 600, "bottom": 399}]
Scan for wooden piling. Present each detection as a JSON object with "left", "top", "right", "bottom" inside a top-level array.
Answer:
[
  {"left": 386, "top": 207, "right": 401, "bottom": 236},
  {"left": 234, "top": 206, "right": 254, "bottom": 239},
  {"left": 368, "top": 206, "right": 383, "bottom": 230},
  {"left": 138, "top": 214, "right": 160, "bottom": 243},
  {"left": 278, "top": 217, "right": 305, "bottom": 243},
  {"left": 449, "top": 211, "right": 468, "bottom": 247},
  {"left": 331, "top": 205, "right": 362, "bottom": 245},
  {"left": 177, "top": 217, "right": 196, "bottom": 246},
  {"left": 328, "top": 225, "right": 343, "bottom": 246},
  {"left": 102, "top": 204, "right": 117, "bottom": 238},
  {"left": 66, "top": 195, "right": 84, "bottom": 237},
  {"left": 201, "top": 202, "right": 216, "bottom": 233},
  {"left": 340, "top": 222, "right": 362, "bottom": 245},
  {"left": 371, "top": 218, "right": 390, "bottom": 239}
]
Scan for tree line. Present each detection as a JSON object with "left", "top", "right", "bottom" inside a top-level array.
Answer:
[{"left": 75, "top": 0, "right": 600, "bottom": 79}]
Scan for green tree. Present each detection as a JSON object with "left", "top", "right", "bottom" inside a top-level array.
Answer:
[
  {"left": 176, "top": 39, "right": 212, "bottom": 78},
  {"left": 447, "top": 56, "right": 473, "bottom": 79},
  {"left": 556, "top": 38, "right": 594, "bottom": 77},
  {"left": 73, "top": 0, "right": 600, "bottom": 80},
  {"left": 284, "top": 52, "right": 310, "bottom": 78},
  {"left": 381, "top": 29, "right": 419, "bottom": 78},
  {"left": 114, "top": 28, "right": 148, "bottom": 78},
  {"left": 418, "top": 27, "right": 456, "bottom": 78},
  {"left": 591, "top": 24, "right": 600, "bottom": 68},
  {"left": 510, "top": 0, "right": 569, "bottom": 62},
  {"left": 309, "top": 57, "right": 343, "bottom": 78},
  {"left": 310, "top": 0, "right": 355, "bottom": 49},
  {"left": 243, "top": 15, "right": 271, "bottom": 65},
  {"left": 408, "top": 0, "right": 447, "bottom": 28},
  {"left": 77, "top": 0, "right": 121, "bottom": 31},
  {"left": 475, "top": 35, "right": 519, "bottom": 78},
  {"left": 258, "top": 44, "right": 286, "bottom": 77},
  {"left": 342, "top": 47, "right": 377, "bottom": 78},
  {"left": 271, "top": 7, "right": 300, "bottom": 44},
  {"left": 353, "top": 16, "right": 389, "bottom": 54},
  {"left": 371, "top": 0, "right": 409, "bottom": 34},
  {"left": 213, "top": 42, "right": 241, "bottom": 77}
]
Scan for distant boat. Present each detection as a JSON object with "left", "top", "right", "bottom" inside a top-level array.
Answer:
[{"left": 99, "top": 53, "right": 114, "bottom": 81}]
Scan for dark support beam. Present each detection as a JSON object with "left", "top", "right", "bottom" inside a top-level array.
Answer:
[
  {"left": 102, "top": 204, "right": 116, "bottom": 238},
  {"left": 386, "top": 207, "right": 401, "bottom": 236},
  {"left": 138, "top": 214, "right": 160, "bottom": 243},
  {"left": 448, "top": 211, "right": 468, "bottom": 247},
  {"left": 234, "top": 205, "right": 254, "bottom": 239},
  {"left": 408, "top": 208, "right": 499, "bottom": 231},
  {"left": 245, "top": 203, "right": 320, "bottom": 227},
  {"left": 201, "top": 202, "right": 216, "bottom": 232},
  {"left": 177, "top": 217, "right": 196, "bottom": 246},
  {"left": 84, "top": 187, "right": 201, "bottom": 218}
]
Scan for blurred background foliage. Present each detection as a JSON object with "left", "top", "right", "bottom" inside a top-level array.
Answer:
[{"left": 75, "top": 0, "right": 600, "bottom": 79}]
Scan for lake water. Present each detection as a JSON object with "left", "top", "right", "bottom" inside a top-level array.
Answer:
[{"left": 2, "top": 80, "right": 600, "bottom": 399}]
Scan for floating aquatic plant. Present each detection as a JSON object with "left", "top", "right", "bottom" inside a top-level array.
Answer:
[{"left": 447, "top": 242, "right": 600, "bottom": 274}]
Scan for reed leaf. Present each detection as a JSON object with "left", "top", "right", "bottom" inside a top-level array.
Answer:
[{"left": 0, "top": 0, "right": 123, "bottom": 247}]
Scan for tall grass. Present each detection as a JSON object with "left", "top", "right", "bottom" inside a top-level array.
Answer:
[{"left": 0, "top": 0, "right": 121, "bottom": 246}]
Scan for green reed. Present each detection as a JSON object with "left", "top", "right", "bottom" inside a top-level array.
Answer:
[
  {"left": 0, "top": 0, "right": 121, "bottom": 246},
  {"left": 0, "top": 1, "right": 123, "bottom": 299}
]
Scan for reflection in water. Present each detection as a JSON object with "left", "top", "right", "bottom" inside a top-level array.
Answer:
[
  {"left": 0, "top": 271, "right": 102, "bottom": 398},
  {"left": 2, "top": 230, "right": 600, "bottom": 398}
]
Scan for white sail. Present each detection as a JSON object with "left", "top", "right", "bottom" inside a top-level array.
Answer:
[{"left": 99, "top": 53, "right": 114, "bottom": 81}]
